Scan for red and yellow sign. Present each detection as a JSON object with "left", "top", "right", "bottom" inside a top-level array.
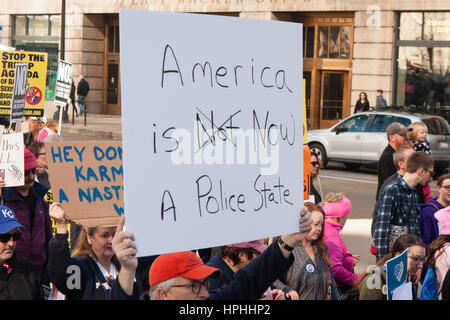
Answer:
[{"left": 0, "top": 50, "right": 48, "bottom": 117}]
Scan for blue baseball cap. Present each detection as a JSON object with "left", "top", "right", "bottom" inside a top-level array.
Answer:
[{"left": 0, "top": 206, "right": 24, "bottom": 234}]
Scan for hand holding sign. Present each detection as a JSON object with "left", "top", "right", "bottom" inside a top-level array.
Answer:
[
  {"left": 278, "top": 208, "right": 312, "bottom": 258},
  {"left": 0, "top": 178, "right": 5, "bottom": 198}
]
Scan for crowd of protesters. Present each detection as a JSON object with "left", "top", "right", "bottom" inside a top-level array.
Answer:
[{"left": 1, "top": 116, "right": 449, "bottom": 301}]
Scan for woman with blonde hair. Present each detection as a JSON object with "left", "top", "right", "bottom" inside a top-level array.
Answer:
[
  {"left": 272, "top": 202, "right": 339, "bottom": 300},
  {"left": 47, "top": 203, "right": 143, "bottom": 299}
]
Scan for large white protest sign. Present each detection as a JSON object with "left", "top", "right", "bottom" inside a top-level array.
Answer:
[
  {"left": 0, "top": 132, "right": 24, "bottom": 186},
  {"left": 120, "top": 10, "right": 303, "bottom": 256}
]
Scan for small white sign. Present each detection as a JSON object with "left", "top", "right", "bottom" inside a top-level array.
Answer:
[{"left": 0, "top": 132, "right": 24, "bottom": 187}]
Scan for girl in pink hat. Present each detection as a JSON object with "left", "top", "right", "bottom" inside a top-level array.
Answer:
[{"left": 323, "top": 192, "right": 360, "bottom": 299}]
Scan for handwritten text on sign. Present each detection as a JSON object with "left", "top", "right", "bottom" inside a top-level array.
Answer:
[
  {"left": 0, "top": 132, "right": 24, "bottom": 187},
  {"left": 0, "top": 51, "right": 48, "bottom": 116},
  {"left": 46, "top": 141, "right": 124, "bottom": 227},
  {"left": 120, "top": 10, "right": 303, "bottom": 256}
]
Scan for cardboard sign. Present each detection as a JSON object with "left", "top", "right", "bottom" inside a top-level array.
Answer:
[
  {"left": 386, "top": 248, "right": 408, "bottom": 300},
  {"left": 120, "top": 10, "right": 303, "bottom": 256},
  {"left": 0, "top": 50, "right": 48, "bottom": 117},
  {"left": 9, "top": 62, "right": 28, "bottom": 123},
  {"left": 46, "top": 140, "right": 124, "bottom": 227},
  {"left": 0, "top": 132, "right": 24, "bottom": 187},
  {"left": 54, "top": 60, "right": 73, "bottom": 107}
]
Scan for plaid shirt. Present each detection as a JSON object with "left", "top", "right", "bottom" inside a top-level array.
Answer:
[{"left": 373, "top": 175, "right": 422, "bottom": 261}]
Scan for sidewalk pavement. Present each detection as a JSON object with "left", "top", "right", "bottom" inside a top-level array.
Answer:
[{"left": 44, "top": 100, "right": 122, "bottom": 140}]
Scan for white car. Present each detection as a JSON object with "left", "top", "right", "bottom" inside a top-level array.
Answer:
[{"left": 307, "top": 110, "right": 450, "bottom": 172}]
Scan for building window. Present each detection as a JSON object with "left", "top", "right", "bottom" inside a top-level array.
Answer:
[
  {"left": 303, "top": 24, "right": 351, "bottom": 60},
  {"left": 107, "top": 25, "right": 120, "bottom": 53},
  {"left": 12, "top": 15, "right": 60, "bottom": 100},
  {"left": 316, "top": 25, "right": 350, "bottom": 59},
  {"left": 394, "top": 12, "right": 450, "bottom": 114}
]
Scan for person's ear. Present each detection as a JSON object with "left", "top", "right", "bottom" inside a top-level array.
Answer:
[
  {"left": 157, "top": 287, "right": 168, "bottom": 300},
  {"left": 87, "top": 234, "right": 93, "bottom": 246}
]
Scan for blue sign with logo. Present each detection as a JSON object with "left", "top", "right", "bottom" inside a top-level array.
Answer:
[{"left": 386, "top": 248, "right": 408, "bottom": 300}]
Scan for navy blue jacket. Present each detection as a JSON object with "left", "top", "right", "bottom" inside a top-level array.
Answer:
[
  {"left": 206, "top": 253, "right": 235, "bottom": 290},
  {"left": 109, "top": 240, "right": 294, "bottom": 300}
]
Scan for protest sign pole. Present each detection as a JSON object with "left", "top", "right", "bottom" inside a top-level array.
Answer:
[{"left": 71, "top": 97, "right": 74, "bottom": 125}]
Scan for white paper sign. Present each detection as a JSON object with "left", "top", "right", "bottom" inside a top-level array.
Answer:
[
  {"left": 120, "top": 10, "right": 303, "bottom": 256},
  {"left": 0, "top": 132, "right": 24, "bottom": 186}
]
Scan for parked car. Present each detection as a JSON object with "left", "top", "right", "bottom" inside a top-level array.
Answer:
[{"left": 307, "top": 110, "right": 450, "bottom": 173}]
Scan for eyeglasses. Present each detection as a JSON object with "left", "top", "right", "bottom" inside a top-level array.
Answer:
[
  {"left": 170, "top": 279, "right": 211, "bottom": 294},
  {"left": 24, "top": 168, "right": 37, "bottom": 176},
  {"left": 408, "top": 255, "right": 425, "bottom": 265},
  {"left": 424, "top": 168, "right": 434, "bottom": 178},
  {"left": 440, "top": 185, "right": 450, "bottom": 191},
  {"left": 0, "top": 232, "right": 21, "bottom": 243},
  {"left": 311, "top": 161, "right": 320, "bottom": 167}
]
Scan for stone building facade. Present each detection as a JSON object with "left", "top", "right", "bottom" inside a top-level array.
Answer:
[{"left": 1, "top": 0, "right": 449, "bottom": 128}]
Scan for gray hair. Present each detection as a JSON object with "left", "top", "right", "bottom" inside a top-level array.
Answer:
[
  {"left": 393, "top": 146, "right": 413, "bottom": 170},
  {"left": 149, "top": 277, "right": 176, "bottom": 300}
]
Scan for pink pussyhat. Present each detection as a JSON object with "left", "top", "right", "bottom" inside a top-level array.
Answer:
[
  {"left": 323, "top": 196, "right": 352, "bottom": 218},
  {"left": 434, "top": 206, "right": 450, "bottom": 236}
]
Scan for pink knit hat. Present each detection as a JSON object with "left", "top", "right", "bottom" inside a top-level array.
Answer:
[
  {"left": 323, "top": 196, "right": 352, "bottom": 218},
  {"left": 434, "top": 207, "right": 450, "bottom": 236},
  {"left": 24, "top": 149, "right": 40, "bottom": 170}
]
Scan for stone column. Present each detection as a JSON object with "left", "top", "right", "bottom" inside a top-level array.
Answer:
[
  {"left": 352, "top": 10, "right": 395, "bottom": 111},
  {"left": 65, "top": 12, "right": 104, "bottom": 114},
  {"left": 0, "top": 15, "right": 12, "bottom": 47},
  {"left": 239, "top": 11, "right": 274, "bottom": 20}
]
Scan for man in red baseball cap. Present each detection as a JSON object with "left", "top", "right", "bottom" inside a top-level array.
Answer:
[
  {"left": 148, "top": 251, "right": 222, "bottom": 300},
  {"left": 1, "top": 149, "right": 53, "bottom": 279},
  {"left": 110, "top": 209, "right": 313, "bottom": 300}
]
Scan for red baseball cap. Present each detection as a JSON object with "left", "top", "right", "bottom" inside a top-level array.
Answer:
[
  {"left": 149, "top": 251, "right": 221, "bottom": 286},
  {"left": 24, "top": 149, "right": 40, "bottom": 170}
]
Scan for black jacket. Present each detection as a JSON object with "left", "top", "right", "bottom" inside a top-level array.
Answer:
[
  {"left": 109, "top": 240, "right": 294, "bottom": 300},
  {"left": 77, "top": 79, "right": 90, "bottom": 96},
  {"left": 0, "top": 252, "right": 42, "bottom": 300},
  {"left": 376, "top": 144, "right": 396, "bottom": 199},
  {"left": 354, "top": 100, "right": 370, "bottom": 113}
]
